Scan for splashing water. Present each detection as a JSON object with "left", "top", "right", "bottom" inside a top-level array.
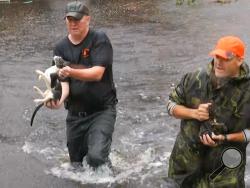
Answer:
[{"left": 22, "top": 140, "right": 171, "bottom": 186}]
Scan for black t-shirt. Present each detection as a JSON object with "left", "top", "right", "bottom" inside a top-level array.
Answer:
[{"left": 53, "top": 29, "right": 117, "bottom": 113}]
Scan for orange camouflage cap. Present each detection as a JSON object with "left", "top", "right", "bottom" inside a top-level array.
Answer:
[{"left": 209, "top": 36, "right": 245, "bottom": 59}]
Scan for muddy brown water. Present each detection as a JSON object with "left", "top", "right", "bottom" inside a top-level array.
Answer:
[{"left": 1, "top": 0, "right": 250, "bottom": 187}]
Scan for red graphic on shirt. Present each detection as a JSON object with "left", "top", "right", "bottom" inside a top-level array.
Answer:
[{"left": 82, "top": 48, "right": 90, "bottom": 58}]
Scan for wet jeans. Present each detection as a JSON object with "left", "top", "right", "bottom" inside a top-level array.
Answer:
[{"left": 66, "top": 106, "right": 116, "bottom": 168}]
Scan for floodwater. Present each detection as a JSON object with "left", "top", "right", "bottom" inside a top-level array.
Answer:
[{"left": 1, "top": 0, "right": 250, "bottom": 187}]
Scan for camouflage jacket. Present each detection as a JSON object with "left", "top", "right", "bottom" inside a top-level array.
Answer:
[{"left": 169, "top": 61, "right": 250, "bottom": 146}]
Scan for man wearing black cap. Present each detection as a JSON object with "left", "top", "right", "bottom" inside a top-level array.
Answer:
[{"left": 46, "top": 1, "right": 117, "bottom": 170}]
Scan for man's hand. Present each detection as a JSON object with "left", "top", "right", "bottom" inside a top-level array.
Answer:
[
  {"left": 195, "top": 103, "right": 212, "bottom": 121},
  {"left": 59, "top": 66, "right": 72, "bottom": 79},
  {"left": 200, "top": 132, "right": 225, "bottom": 147},
  {"left": 45, "top": 99, "right": 61, "bottom": 109}
]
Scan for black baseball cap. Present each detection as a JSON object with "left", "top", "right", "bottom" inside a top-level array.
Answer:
[{"left": 65, "top": 1, "right": 89, "bottom": 20}]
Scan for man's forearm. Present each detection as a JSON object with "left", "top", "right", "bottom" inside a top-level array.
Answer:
[
  {"left": 226, "top": 130, "right": 250, "bottom": 143},
  {"left": 171, "top": 104, "right": 198, "bottom": 120},
  {"left": 227, "top": 132, "right": 245, "bottom": 142},
  {"left": 167, "top": 100, "right": 211, "bottom": 121},
  {"left": 68, "top": 66, "right": 105, "bottom": 81}
]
